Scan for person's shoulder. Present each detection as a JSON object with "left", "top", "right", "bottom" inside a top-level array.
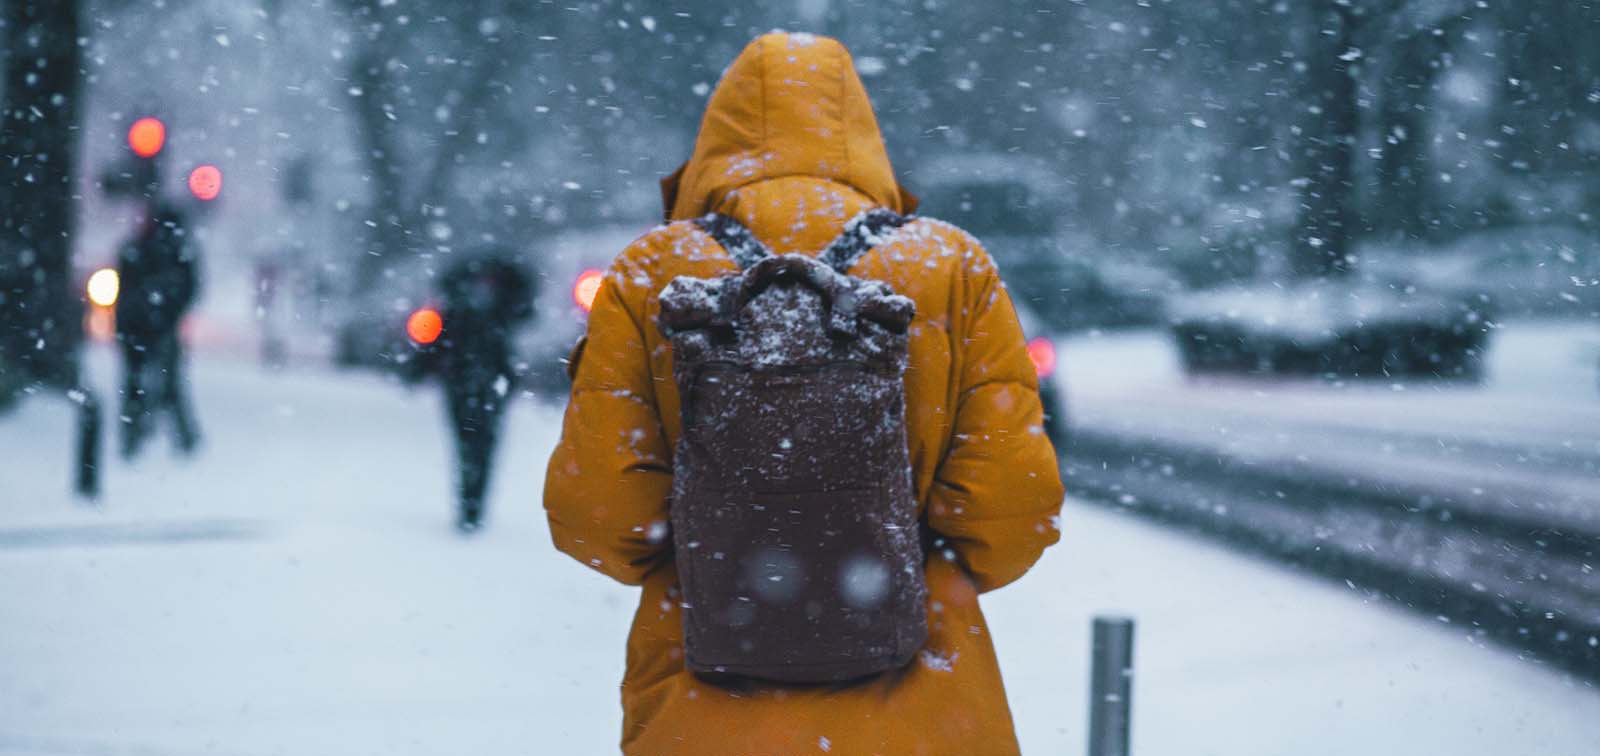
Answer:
[
  {"left": 612, "top": 219, "right": 711, "bottom": 267},
  {"left": 607, "top": 218, "right": 734, "bottom": 293},
  {"left": 889, "top": 215, "right": 998, "bottom": 277}
]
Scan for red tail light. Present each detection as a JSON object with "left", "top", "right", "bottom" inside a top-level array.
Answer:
[
  {"left": 573, "top": 268, "right": 604, "bottom": 313},
  {"left": 188, "top": 164, "right": 223, "bottom": 201},
  {"left": 406, "top": 308, "right": 443, "bottom": 345},
  {"left": 1026, "top": 337, "right": 1057, "bottom": 379},
  {"left": 128, "top": 117, "right": 166, "bottom": 158}
]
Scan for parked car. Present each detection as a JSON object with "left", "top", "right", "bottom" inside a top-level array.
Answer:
[{"left": 1170, "top": 279, "right": 1492, "bottom": 381}]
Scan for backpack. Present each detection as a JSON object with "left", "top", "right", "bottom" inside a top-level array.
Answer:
[{"left": 656, "top": 209, "right": 928, "bottom": 683}]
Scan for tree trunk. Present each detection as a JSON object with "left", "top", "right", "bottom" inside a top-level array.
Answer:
[
  {"left": 1291, "top": 1, "right": 1361, "bottom": 278},
  {"left": 348, "top": 47, "right": 415, "bottom": 291},
  {"left": 0, "top": 0, "right": 84, "bottom": 388},
  {"left": 1375, "top": 27, "right": 1449, "bottom": 241}
]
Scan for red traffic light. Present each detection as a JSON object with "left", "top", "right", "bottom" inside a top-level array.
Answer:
[
  {"left": 128, "top": 118, "right": 166, "bottom": 158},
  {"left": 573, "top": 269, "right": 604, "bottom": 313},
  {"left": 407, "top": 308, "right": 443, "bottom": 345},
  {"left": 1026, "top": 336, "right": 1057, "bottom": 379},
  {"left": 188, "top": 165, "right": 223, "bottom": 201}
]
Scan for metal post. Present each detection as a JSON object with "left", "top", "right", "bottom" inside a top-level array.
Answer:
[
  {"left": 71, "top": 386, "right": 101, "bottom": 499},
  {"left": 1088, "top": 616, "right": 1135, "bottom": 756}
]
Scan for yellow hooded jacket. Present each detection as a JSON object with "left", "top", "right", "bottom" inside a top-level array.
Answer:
[{"left": 544, "top": 31, "right": 1064, "bottom": 755}]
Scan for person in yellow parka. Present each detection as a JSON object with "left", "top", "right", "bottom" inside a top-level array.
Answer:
[{"left": 544, "top": 31, "right": 1064, "bottom": 755}]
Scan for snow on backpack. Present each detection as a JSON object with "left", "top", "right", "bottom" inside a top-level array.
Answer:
[{"left": 656, "top": 209, "right": 928, "bottom": 683}]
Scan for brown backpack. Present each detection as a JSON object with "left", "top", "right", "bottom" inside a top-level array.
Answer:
[{"left": 656, "top": 210, "right": 928, "bottom": 683}]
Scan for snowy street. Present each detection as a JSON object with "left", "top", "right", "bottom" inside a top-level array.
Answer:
[{"left": 3, "top": 348, "right": 1598, "bottom": 755}]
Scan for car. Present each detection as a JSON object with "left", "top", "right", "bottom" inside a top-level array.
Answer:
[
  {"left": 1170, "top": 279, "right": 1492, "bottom": 381},
  {"left": 1010, "top": 296, "right": 1070, "bottom": 450}
]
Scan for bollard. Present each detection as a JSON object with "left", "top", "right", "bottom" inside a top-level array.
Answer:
[
  {"left": 1087, "top": 616, "right": 1135, "bottom": 756},
  {"left": 71, "top": 386, "right": 102, "bottom": 499}
]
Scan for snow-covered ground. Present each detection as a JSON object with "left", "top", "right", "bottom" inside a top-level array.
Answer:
[{"left": 2, "top": 346, "right": 1598, "bottom": 755}]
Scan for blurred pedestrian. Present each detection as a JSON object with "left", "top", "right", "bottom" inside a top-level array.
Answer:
[
  {"left": 253, "top": 255, "right": 287, "bottom": 369},
  {"left": 408, "top": 252, "right": 534, "bottom": 532},
  {"left": 115, "top": 201, "right": 201, "bottom": 459},
  {"left": 543, "top": 32, "right": 1063, "bottom": 754}
]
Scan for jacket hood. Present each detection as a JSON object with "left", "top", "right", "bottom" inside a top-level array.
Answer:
[{"left": 661, "top": 32, "right": 917, "bottom": 222}]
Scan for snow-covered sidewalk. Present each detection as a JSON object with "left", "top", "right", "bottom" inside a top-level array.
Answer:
[{"left": 1, "top": 350, "right": 1596, "bottom": 754}]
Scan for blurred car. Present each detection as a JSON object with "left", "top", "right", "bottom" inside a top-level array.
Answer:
[
  {"left": 333, "top": 257, "right": 439, "bottom": 372},
  {"left": 1171, "top": 279, "right": 1492, "bottom": 381},
  {"left": 910, "top": 153, "right": 1166, "bottom": 332},
  {"left": 1363, "top": 225, "right": 1599, "bottom": 318},
  {"left": 1010, "top": 297, "right": 1070, "bottom": 450}
]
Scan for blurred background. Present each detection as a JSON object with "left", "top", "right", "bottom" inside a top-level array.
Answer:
[{"left": 1, "top": 1, "right": 1597, "bottom": 754}]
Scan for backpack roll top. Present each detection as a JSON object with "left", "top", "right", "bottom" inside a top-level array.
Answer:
[{"left": 658, "top": 255, "right": 915, "bottom": 343}]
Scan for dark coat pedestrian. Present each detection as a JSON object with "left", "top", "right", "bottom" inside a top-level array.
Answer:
[
  {"left": 115, "top": 202, "right": 200, "bottom": 458},
  {"left": 411, "top": 253, "right": 535, "bottom": 530}
]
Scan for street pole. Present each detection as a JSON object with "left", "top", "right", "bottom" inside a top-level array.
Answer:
[
  {"left": 1087, "top": 616, "right": 1135, "bottom": 756},
  {"left": 71, "top": 386, "right": 101, "bottom": 499}
]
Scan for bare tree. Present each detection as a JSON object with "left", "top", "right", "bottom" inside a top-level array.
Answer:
[
  {"left": 1372, "top": 9, "right": 1474, "bottom": 240},
  {"left": 338, "top": 0, "right": 538, "bottom": 289},
  {"left": 1290, "top": 0, "right": 1364, "bottom": 278}
]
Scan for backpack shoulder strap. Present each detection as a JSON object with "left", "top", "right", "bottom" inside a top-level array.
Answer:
[
  {"left": 692, "top": 214, "right": 772, "bottom": 270},
  {"left": 819, "top": 209, "right": 911, "bottom": 274},
  {"left": 694, "top": 209, "right": 911, "bottom": 273}
]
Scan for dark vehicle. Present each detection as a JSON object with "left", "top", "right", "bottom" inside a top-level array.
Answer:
[
  {"left": 1012, "top": 297, "right": 1069, "bottom": 449},
  {"left": 911, "top": 153, "right": 1165, "bottom": 332},
  {"left": 333, "top": 263, "right": 434, "bottom": 371},
  {"left": 1171, "top": 280, "right": 1492, "bottom": 380}
]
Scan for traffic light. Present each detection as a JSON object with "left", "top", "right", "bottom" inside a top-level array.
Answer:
[{"left": 104, "top": 116, "right": 167, "bottom": 198}]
